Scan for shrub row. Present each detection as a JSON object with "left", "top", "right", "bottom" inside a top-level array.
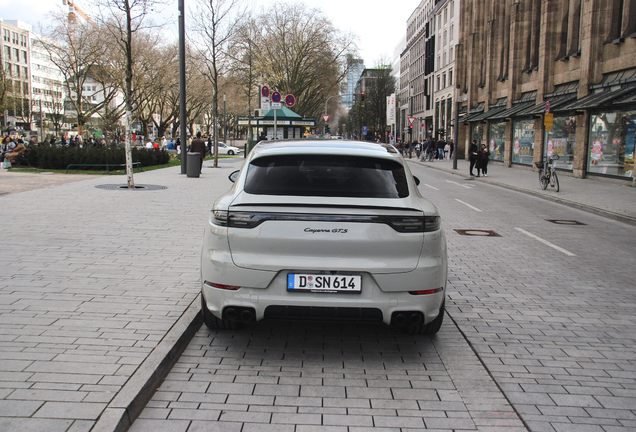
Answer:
[{"left": 29, "top": 145, "right": 171, "bottom": 170}]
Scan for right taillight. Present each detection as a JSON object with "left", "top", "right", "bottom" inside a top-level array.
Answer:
[{"left": 384, "top": 215, "right": 440, "bottom": 232}]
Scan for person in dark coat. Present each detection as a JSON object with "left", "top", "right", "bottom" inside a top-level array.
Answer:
[
  {"left": 478, "top": 144, "right": 490, "bottom": 177},
  {"left": 189, "top": 132, "right": 207, "bottom": 174},
  {"left": 468, "top": 140, "right": 479, "bottom": 176}
]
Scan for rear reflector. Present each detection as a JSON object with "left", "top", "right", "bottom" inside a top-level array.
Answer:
[
  {"left": 204, "top": 281, "right": 240, "bottom": 290},
  {"left": 408, "top": 288, "right": 444, "bottom": 295}
]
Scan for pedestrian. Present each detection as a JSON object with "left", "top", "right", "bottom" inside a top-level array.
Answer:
[
  {"left": 479, "top": 144, "right": 490, "bottom": 176},
  {"left": 449, "top": 141, "right": 454, "bottom": 160},
  {"left": 161, "top": 136, "right": 168, "bottom": 151},
  {"left": 444, "top": 141, "right": 450, "bottom": 160},
  {"left": 190, "top": 131, "right": 207, "bottom": 174},
  {"left": 415, "top": 141, "right": 421, "bottom": 159},
  {"left": 207, "top": 136, "right": 212, "bottom": 156},
  {"left": 437, "top": 139, "right": 445, "bottom": 160},
  {"left": 468, "top": 140, "right": 479, "bottom": 176},
  {"left": 256, "top": 131, "right": 267, "bottom": 143},
  {"left": 176, "top": 137, "right": 181, "bottom": 154}
]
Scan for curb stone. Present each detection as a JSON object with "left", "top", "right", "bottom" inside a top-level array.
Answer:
[{"left": 90, "top": 294, "right": 203, "bottom": 432}]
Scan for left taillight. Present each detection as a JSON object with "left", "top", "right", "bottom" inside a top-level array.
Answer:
[{"left": 211, "top": 210, "right": 228, "bottom": 226}]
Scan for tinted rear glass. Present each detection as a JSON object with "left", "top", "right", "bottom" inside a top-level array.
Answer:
[{"left": 244, "top": 154, "right": 409, "bottom": 198}]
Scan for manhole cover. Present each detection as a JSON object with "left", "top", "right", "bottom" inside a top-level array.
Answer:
[
  {"left": 95, "top": 184, "right": 167, "bottom": 191},
  {"left": 454, "top": 229, "right": 501, "bottom": 237},
  {"left": 546, "top": 219, "right": 586, "bottom": 225}
]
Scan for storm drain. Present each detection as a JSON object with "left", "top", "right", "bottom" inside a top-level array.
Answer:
[
  {"left": 454, "top": 229, "right": 501, "bottom": 237},
  {"left": 546, "top": 219, "right": 586, "bottom": 225},
  {"left": 95, "top": 184, "right": 167, "bottom": 191}
]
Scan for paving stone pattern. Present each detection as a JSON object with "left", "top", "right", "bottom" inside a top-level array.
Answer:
[
  {"left": 132, "top": 162, "right": 635, "bottom": 432},
  {"left": 0, "top": 161, "right": 242, "bottom": 432}
]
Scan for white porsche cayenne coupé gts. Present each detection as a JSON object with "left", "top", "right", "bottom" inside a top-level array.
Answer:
[{"left": 201, "top": 140, "right": 447, "bottom": 334}]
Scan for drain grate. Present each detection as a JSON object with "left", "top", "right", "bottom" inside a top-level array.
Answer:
[
  {"left": 95, "top": 184, "right": 167, "bottom": 191},
  {"left": 454, "top": 229, "right": 501, "bottom": 237},
  {"left": 546, "top": 219, "right": 586, "bottom": 225}
]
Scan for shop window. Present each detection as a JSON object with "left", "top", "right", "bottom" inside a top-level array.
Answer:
[
  {"left": 588, "top": 111, "right": 635, "bottom": 178},
  {"left": 489, "top": 122, "right": 507, "bottom": 162},
  {"left": 546, "top": 116, "right": 576, "bottom": 170},
  {"left": 512, "top": 119, "right": 535, "bottom": 165}
]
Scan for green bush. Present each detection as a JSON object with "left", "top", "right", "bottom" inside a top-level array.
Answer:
[{"left": 29, "top": 145, "right": 170, "bottom": 170}]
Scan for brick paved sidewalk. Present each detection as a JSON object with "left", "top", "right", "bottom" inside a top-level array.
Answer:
[{"left": 0, "top": 160, "right": 242, "bottom": 432}]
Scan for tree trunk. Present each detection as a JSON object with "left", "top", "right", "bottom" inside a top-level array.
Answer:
[{"left": 124, "top": 0, "right": 135, "bottom": 188}]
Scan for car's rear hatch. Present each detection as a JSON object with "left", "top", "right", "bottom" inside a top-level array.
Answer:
[{"left": 226, "top": 193, "right": 425, "bottom": 274}]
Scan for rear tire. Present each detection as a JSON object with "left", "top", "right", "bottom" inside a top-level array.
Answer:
[
  {"left": 551, "top": 171, "right": 559, "bottom": 192},
  {"left": 201, "top": 295, "right": 243, "bottom": 330},
  {"left": 227, "top": 150, "right": 234, "bottom": 155},
  {"left": 405, "top": 302, "right": 445, "bottom": 335}
]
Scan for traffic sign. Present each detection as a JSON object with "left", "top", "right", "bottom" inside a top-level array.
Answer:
[
  {"left": 285, "top": 94, "right": 296, "bottom": 107},
  {"left": 545, "top": 100, "right": 550, "bottom": 113},
  {"left": 322, "top": 114, "right": 331, "bottom": 123},
  {"left": 271, "top": 102, "right": 282, "bottom": 109},
  {"left": 271, "top": 91, "right": 282, "bottom": 103},
  {"left": 408, "top": 117, "right": 416, "bottom": 126},
  {"left": 544, "top": 113, "right": 554, "bottom": 126},
  {"left": 261, "top": 86, "right": 269, "bottom": 98}
]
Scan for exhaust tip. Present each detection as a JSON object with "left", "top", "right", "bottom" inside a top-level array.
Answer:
[
  {"left": 394, "top": 313, "right": 407, "bottom": 327},
  {"left": 408, "top": 313, "right": 423, "bottom": 326},
  {"left": 240, "top": 309, "right": 255, "bottom": 322},
  {"left": 224, "top": 308, "right": 238, "bottom": 320}
]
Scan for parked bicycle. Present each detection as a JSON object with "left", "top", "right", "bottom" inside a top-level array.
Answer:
[{"left": 536, "top": 154, "right": 560, "bottom": 192}]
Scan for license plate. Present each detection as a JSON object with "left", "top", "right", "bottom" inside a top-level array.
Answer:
[{"left": 287, "top": 274, "right": 361, "bottom": 293}]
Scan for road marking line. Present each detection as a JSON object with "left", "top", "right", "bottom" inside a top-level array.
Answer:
[
  {"left": 515, "top": 228, "right": 576, "bottom": 256},
  {"left": 446, "top": 180, "right": 473, "bottom": 189},
  {"left": 424, "top": 184, "right": 439, "bottom": 190},
  {"left": 455, "top": 199, "right": 482, "bottom": 212}
]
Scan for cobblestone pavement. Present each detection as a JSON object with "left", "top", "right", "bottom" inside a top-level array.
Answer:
[
  {"left": 0, "top": 168, "right": 101, "bottom": 196},
  {"left": 129, "top": 162, "right": 635, "bottom": 432},
  {"left": 0, "top": 160, "right": 242, "bottom": 432}
]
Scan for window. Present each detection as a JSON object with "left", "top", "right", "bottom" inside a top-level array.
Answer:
[
  {"left": 23, "top": 82, "right": 28, "bottom": 94},
  {"left": 12, "top": 32, "right": 18, "bottom": 44},
  {"left": 443, "top": 73, "right": 446, "bottom": 88},
  {"left": 15, "top": 64, "right": 20, "bottom": 77},
  {"left": 22, "top": 66, "right": 28, "bottom": 78},
  {"left": 3, "top": 29, "right": 10, "bottom": 41},
  {"left": 450, "top": 1, "right": 454, "bottom": 18},
  {"left": 20, "top": 34, "right": 27, "bottom": 47},
  {"left": 4, "top": 46, "right": 10, "bottom": 59},
  {"left": 13, "top": 48, "right": 19, "bottom": 59},
  {"left": 22, "top": 50, "right": 27, "bottom": 63},
  {"left": 449, "top": 70, "right": 453, "bottom": 86},
  {"left": 437, "top": 75, "right": 441, "bottom": 90},
  {"left": 244, "top": 155, "right": 410, "bottom": 198}
]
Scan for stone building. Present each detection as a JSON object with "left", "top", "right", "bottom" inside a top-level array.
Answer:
[
  {"left": 1, "top": 19, "right": 32, "bottom": 132},
  {"left": 455, "top": 0, "right": 636, "bottom": 182}
]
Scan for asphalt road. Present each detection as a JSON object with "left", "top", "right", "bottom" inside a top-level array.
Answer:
[{"left": 129, "top": 162, "right": 636, "bottom": 432}]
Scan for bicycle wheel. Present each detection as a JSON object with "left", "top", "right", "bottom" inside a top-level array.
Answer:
[
  {"left": 539, "top": 170, "right": 549, "bottom": 190},
  {"left": 551, "top": 170, "right": 559, "bottom": 192}
]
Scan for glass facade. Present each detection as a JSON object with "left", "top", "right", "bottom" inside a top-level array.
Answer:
[
  {"left": 512, "top": 119, "right": 535, "bottom": 165},
  {"left": 588, "top": 110, "right": 636, "bottom": 178},
  {"left": 471, "top": 123, "right": 484, "bottom": 145},
  {"left": 546, "top": 115, "right": 576, "bottom": 170},
  {"left": 488, "top": 122, "right": 506, "bottom": 162}
]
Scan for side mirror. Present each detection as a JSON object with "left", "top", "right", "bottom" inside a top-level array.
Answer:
[
  {"left": 229, "top": 170, "right": 240, "bottom": 183},
  {"left": 413, "top": 175, "right": 421, "bottom": 186}
]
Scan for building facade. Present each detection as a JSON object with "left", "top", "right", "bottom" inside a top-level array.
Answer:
[
  {"left": 342, "top": 55, "right": 365, "bottom": 109},
  {"left": 1, "top": 19, "right": 32, "bottom": 133},
  {"left": 455, "top": 0, "right": 636, "bottom": 182},
  {"left": 433, "top": 0, "right": 459, "bottom": 143}
]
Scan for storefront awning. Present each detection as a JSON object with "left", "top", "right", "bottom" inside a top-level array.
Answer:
[
  {"left": 558, "top": 86, "right": 636, "bottom": 111},
  {"left": 487, "top": 100, "right": 536, "bottom": 120},
  {"left": 462, "top": 102, "right": 485, "bottom": 123},
  {"left": 466, "top": 106, "right": 508, "bottom": 122},
  {"left": 517, "top": 93, "right": 578, "bottom": 116}
]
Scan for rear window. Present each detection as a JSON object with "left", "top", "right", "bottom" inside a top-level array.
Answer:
[{"left": 244, "top": 154, "right": 409, "bottom": 198}]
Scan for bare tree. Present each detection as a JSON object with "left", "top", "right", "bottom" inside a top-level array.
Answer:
[
  {"left": 190, "top": 0, "right": 247, "bottom": 167},
  {"left": 40, "top": 11, "right": 116, "bottom": 137},
  {"left": 255, "top": 3, "right": 356, "bottom": 119},
  {"left": 94, "top": 0, "right": 166, "bottom": 188}
]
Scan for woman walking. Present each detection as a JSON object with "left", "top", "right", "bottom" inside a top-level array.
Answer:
[{"left": 479, "top": 144, "right": 490, "bottom": 177}]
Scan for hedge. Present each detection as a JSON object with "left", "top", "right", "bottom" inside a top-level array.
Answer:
[{"left": 28, "top": 145, "right": 171, "bottom": 170}]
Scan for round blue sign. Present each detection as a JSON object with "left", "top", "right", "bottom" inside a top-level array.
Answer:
[
  {"left": 271, "top": 91, "right": 282, "bottom": 103},
  {"left": 285, "top": 94, "right": 296, "bottom": 107},
  {"left": 261, "top": 86, "right": 269, "bottom": 98}
]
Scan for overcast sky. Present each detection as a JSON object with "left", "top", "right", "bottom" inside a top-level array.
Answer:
[{"left": 1, "top": 0, "right": 418, "bottom": 66}]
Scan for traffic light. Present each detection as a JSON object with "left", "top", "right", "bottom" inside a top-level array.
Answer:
[{"left": 361, "top": 92, "right": 365, "bottom": 101}]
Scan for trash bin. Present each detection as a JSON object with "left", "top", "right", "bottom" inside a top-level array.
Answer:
[{"left": 187, "top": 152, "right": 201, "bottom": 178}]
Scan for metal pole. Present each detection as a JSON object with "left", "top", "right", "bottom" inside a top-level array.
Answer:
[
  {"left": 274, "top": 108, "right": 277, "bottom": 140},
  {"left": 453, "top": 100, "right": 459, "bottom": 169},
  {"left": 178, "top": 0, "right": 187, "bottom": 174},
  {"left": 223, "top": 93, "right": 227, "bottom": 144},
  {"left": 39, "top": 99, "right": 43, "bottom": 144}
]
